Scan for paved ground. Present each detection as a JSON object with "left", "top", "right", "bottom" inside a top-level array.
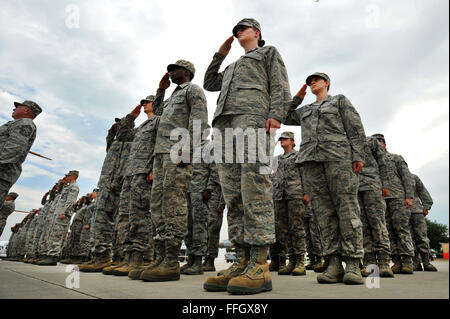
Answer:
[{"left": 0, "top": 259, "right": 448, "bottom": 299}]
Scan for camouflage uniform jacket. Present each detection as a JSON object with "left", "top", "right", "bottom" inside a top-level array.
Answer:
[
  {"left": 0, "top": 199, "right": 15, "bottom": 219},
  {"left": 203, "top": 46, "right": 292, "bottom": 126},
  {"left": 189, "top": 139, "right": 211, "bottom": 193},
  {"left": 98, "top": 116, "right": 135, "bottom": 190},
  {"left": 411, "top": 174, "right": 433, "bottom": 213},
  {"left": 272, "top": 149, "right": 304, "bottom": 200},
  {"left": 358, "top": 136, "right": 390, "bottom": 192},
  {"left": 153, "top": 83, "right": 208, "bottom": 156},
  {"left": 284, "top": 94, "right": 366, "bottom": 164},
  {"left": 120, "top": 114, "right": 161, "bottom": 177},
  {"left": 383, "top": 152, "right": 414, "bottom": 200},
  {"left": 54, "top": 182, "right": 79, "bottom": 218},
  {"left": 0, "top": 118, "right": 37, "bottom": 184}
]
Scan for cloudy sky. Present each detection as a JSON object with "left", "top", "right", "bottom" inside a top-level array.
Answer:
[{"left": 0, "top": 0, "right": 448, "bottom": 243}]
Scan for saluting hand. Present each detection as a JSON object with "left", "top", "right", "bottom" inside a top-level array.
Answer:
[
  {"left": 159, "top": 72, "right": 171, "bottom": 89},
  {"left": 218, "top": 36, "right": 234, "bottom": 56},
  {"left": 296, "top": 84, "right": 308, "bottom": 99},
  {"left": 352, "top": 161, "right": 364, "bottom": 173},
  {"left": 130, "top": 104, "right": 142, "bottom": 118}
]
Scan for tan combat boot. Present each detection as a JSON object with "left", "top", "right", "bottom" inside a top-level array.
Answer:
[
  {"left": 421, "top": 252, "right": 438, "bottom": 272},
  {"left": 377, "top": 251, "right": 394, "bottom": 278},
  {"left": 102, "top": 252, "right": 130, "bottom": 275},
  {"left": 227, "top": 245, "right": 272, "bottom": 295},
  {"left": 391, "top": 254, "right": 402, "bottom": 274},
  {"left": 361, "top": 252, "right": 377, "bottom": 277},
  {"left": 182, "top": 255, "right": 204, "bottom": 275},
  {"left": 401, "top": 255, "right": 414, "bottom": 274},
  {"left": 113, "top": 251, "right": 143, "bottom": 276},
  {"left": 292, "top": 254, "right": 306, "bottom": 276},
  {"left": 79, "top": 255, "right": 111, "bottom": 272},
  {"left": 180, "top": 254, "right": 194, "bottom": 274},
  {"left": 278, "top": 255, "right": 295, "bottom": 275},
  {"left": 317, "top": 254, "right": 344, "bottom": 284},
  {"left": 138, "top": 241, "right": 165, "bottom": 280},
  {"left": 343, "top": 257, "right": 364, "bottom": 285},
  {"left": 204, "top": 246, "right": 250, "bottom": 292},
  {"left": 202, "top": 256, "right": 216, "bottom": 272},
  {"left": 314, "top": 256, "right": 328, "bottom": 273},
  {"left": 140, "top": 240, "right": 181, "bottom": 282}
]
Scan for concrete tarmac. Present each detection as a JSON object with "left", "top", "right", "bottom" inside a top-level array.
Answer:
[{"left": 0, "top": 259, "right": 448, "bottom": 299}]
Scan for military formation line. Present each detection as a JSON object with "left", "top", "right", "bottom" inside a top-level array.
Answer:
[{"left": 0, "top": 18, "right": 438, "bottom": 296}]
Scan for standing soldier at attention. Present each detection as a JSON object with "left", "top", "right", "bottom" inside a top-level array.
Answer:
[
  {"left": 0, "top": 100, "right": 42, "bottom": 207},
  {"left": 409, "top": 173, "right": 437, "bottom": 272},
  {"left": 284, "top": 73, "right": 367, "bottom": 285},
  {"left": 271, "top": 132, "right": 307, "bottom": 276},
  {"left": 372, "top": 134, "right": 416, "bottom": 274},
  {"left": 357, "top": 136, "right": 393, "bottom": 278},
  {"left": 140, "top": 60, "right": 208, "bottom": 283},
  {"left": 202, "top": 18, "right": 292, "bottom": 294}
]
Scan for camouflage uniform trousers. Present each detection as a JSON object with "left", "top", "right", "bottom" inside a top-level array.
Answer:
[
  {"left": 0, "top": 216, "right": 8, "bottom": 237},
  {"left": 0, "top": 178, "right": 12, "bottom": 211},
  {"left": 150, "top": 153, "right": 193, "bottom": 244},
  {"left": 409, "top": 212, "right": 430, "bottom": 256},
  {"left": 214, "top": 114, "right": 275, "bottom": 247},
  {"left": 358, "top": 190, "right": 391, "bottom": 255},
  {"left": 384, "top": 198, "right": 415, "bottom": 256},
  {"left": 206, "top": 190, "right": 225, "bottom": 258},
  {"left": 47, "top": 214, "right": 71, "bottom": 258},
  {"left": 301, "top": 161, "right": 364, "bottom": 258},
  {"left": 186, "top": 192, "right": 209, "bottom": 256},
  {"left": 78, "top": 226, "right": 91, "bottom": 258},
  {"left": 118, "top": 174, "right": 154, "bottom": 258},
  {"left": 273, "top": 198, "right": 307, "bottom": 256},
  {"left": 90, "top": 187, "right": 120, "bottom": 257},
  {"left": 269, "top": 202, "right": 284, "bottom": 258},
  {"left": 302, "top": 205, "right": 323, "bottom": 257}
]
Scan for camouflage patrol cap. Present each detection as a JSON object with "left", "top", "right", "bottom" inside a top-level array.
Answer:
[
  {"left": 14, "top": 100, "right": 42, "bottom": 117},
  {"left": 306, "top": 72, "right": 331, "bottom": 90},
  {"left": 278, "top": 131, "right": 295, "bottom": 141},
  {"left": 140, "top": 95, "right": 156, "bottom": 105},
  {"left": 372, "top": 133, "right": 385, "bottom": 142},
  {"left": 65, "top": 170, "right": 79, "bottom": 177},
  {"left": 167, "top": 60, "right": 195, "bottom": 80},
  {"left": 232, "top": 18, "right": 265, "bottom": 46},
  {"left": 7, "top": 192, "right": 19, "bottom": 200}
]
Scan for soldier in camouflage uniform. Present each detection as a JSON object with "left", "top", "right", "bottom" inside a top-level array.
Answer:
[
  {"left": 23, "top": 208, "right": 41, "bottom": 262},
  {"left": 358, "top": 136, "right": 393, "bottom": 278},
  {"left": 140, "top": 60, "right": 208, "bottom": 283},
  {"left": 270, "top": 132, "right": 307, "bottom": 276},
  {"left": 109, "top": 95, "right": 161, "bottom": 278},
  {"left": 181, "top": 137, "right": 211, "bottom": 275},
  {"left": 284, "top": 73, "right": 366, "bottom": 285},
  {"left": 202, "top": 160, "right": 226, "bottom": 271},
  {"left": 38, "top": 171, "right": 79, "bottom": 265},
  {"left": 0, "top": 100, "right": 41, "bottom": 208},
  {"left": 6, "top": 223, "right": 21, "bottom": 260},
  {"left": 409, "top": 173, "right": 437, "bottom": 272},
  {"left": 79, "top": 191, "right": 97, "bottom": 261},
  {"left": 0, "top": 192, "right": 18, "bottom": 236},
  {"left": 203, "top": 18, "right": 293, "bottom": 294},
  {"left": 16, "top": 213, "right": 33, "bottom": 260},
  {"left": 61, "top": 196, "right": 86, "bottom": 264},
  {"left": 372, "top": 134, "right": 415, "bottom": 274},
  {"left": 80, "top": 116, "right": 135, "bottom": 272}
]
